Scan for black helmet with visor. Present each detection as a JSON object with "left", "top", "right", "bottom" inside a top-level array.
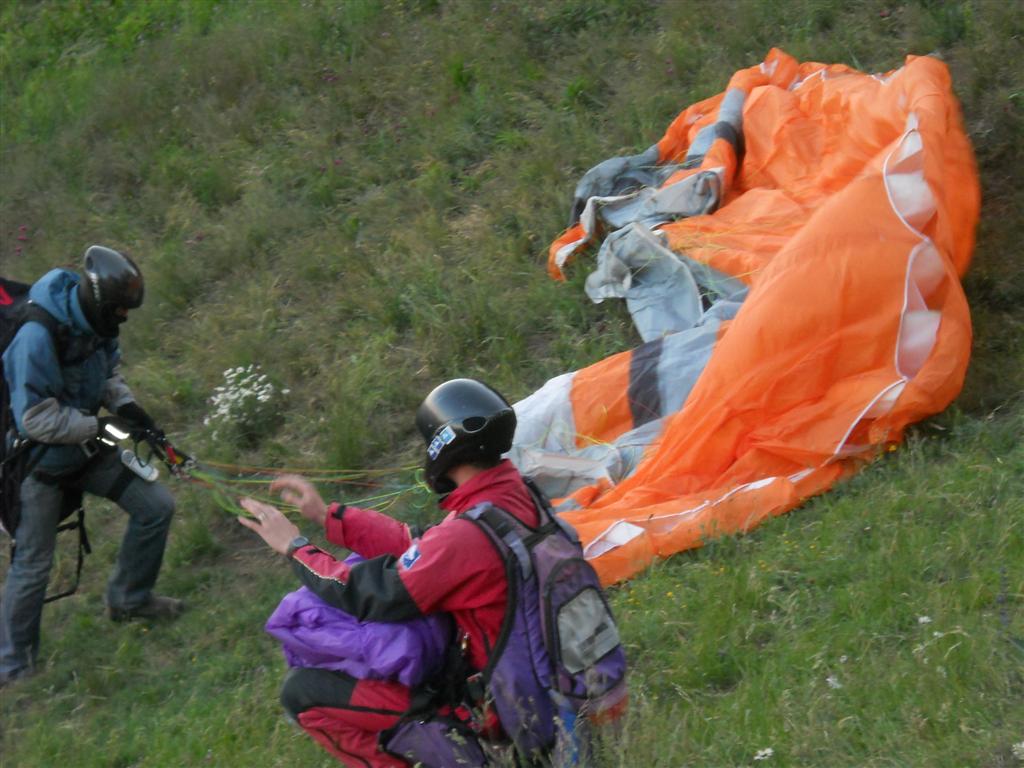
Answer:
[
  {"left": 415, "top": 378, "right": 516, "bottom": 494},
  {"left": 78, "top": 245, "right": 144, "bottom": 337}
]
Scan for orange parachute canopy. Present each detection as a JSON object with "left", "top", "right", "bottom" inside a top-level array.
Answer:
[{"left": 510, "top": 49, "right": 979, "bottom": 585}]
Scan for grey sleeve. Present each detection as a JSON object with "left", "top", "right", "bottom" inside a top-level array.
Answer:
[
  {"left": 21, "top": 397, "right": 98, "bottom": 445},
  {"left": 102, "top": 368, "right": 136, "bottom": 412}
]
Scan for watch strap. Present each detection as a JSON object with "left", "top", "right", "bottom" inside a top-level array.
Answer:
[{"left": 286, "top": 536, "right": 310, "bottom": 558}]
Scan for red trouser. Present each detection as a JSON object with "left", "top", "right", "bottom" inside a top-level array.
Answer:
[{"left": 282, "top": 668, "right": 412, "bottom": 768}]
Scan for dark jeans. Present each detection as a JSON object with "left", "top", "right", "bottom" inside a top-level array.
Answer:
[{"left": 0, "top": 449, "right": 175, "bottom": 682}]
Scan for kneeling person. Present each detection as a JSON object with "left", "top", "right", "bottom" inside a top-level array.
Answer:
[{"left": 239, "top": 378, "right": 625, "bottom": 767}]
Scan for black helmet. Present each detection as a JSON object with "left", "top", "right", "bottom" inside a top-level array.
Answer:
[
  {"left": 416, "top": 378, "right": 516, "bottom": 494},
  {"left": 77, "top": 245, "right": 144, "bottom": 337}
]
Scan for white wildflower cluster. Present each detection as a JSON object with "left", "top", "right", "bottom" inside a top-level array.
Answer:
[
  {"left": 753, "top": 747, "right": 774, "bottom": 761},
  {"left": 204, "top": 364, "right": 289, "bottom": 441},
  {"left": 1011, "top": 741, "right": 1024, "bottom": 762}
]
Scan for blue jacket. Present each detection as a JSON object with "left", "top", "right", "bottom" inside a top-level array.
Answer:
[{"left": 2, "top": 269, "right": 134, "bottom": 473}]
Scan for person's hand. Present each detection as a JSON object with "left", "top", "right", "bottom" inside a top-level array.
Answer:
[
  {"left": 237, "top": 498, "right": 301, "bottom": 556},
  {"left": 97, "top": 416, "right": 134, "bottom": 443},
  {"left": 270, "top": 475, "right": 328, "bottom": 526},
  {"left": 117, "top": 402, "right": 164, "bottom": 440}
]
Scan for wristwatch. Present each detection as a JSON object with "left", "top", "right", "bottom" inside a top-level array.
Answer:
[{"left": 286, "top": 536, "right": 310, "bottom": 559}]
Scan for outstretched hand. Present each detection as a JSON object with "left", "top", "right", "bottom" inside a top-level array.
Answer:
[
  {"left": 238, "top": 498, "right": 300, "bottom": 556},
  {"left": 270, "top": 474, "right": 328, "bottom": 526}
]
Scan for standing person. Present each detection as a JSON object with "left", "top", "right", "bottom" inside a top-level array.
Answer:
[
  {"left": 240, "top": 378, "right": 587, "bottom": 767},
  {"left": 0, "top": 246, "right": 184, "bottom": 686}
]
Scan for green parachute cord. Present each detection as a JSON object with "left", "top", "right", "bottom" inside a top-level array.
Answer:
[{"left": 183, "top": 463, "right": 426, "bottom": 519}]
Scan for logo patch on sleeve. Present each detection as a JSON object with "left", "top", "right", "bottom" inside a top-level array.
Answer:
[{"left": 400, "top": 542, "right": 422, "bottom": 570}]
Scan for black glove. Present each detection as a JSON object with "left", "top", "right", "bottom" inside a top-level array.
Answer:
[
  {"left": 97, "top": 416, "right": 135, "bottom": 444},
  {"left": 117, "top": 402, "right": 164, "bottom": 440}
]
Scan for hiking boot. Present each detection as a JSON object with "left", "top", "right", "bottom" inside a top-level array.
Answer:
[
  {"left": 107, "top": 594, "right": 185, "bottom": 623},
  {"left": 0, "top": 666, "right": 34, "bottom": 689}
]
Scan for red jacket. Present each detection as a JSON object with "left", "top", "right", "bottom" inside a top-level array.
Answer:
[{"left": 290, "top": 460, "right": 539, "bottom": 671}]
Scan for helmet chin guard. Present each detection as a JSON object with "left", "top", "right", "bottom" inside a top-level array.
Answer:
[{"left": 415, "top": 379, "right": 516, "bottom": 494}]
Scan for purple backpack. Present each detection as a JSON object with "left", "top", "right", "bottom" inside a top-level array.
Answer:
[{"left": 385, "top": 479, "right": 628, "bottom": 766}]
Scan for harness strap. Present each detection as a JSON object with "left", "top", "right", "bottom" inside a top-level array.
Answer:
[
  {"left": 22, "top": 303, "right": 97, "bottom": 366},
  {"left": 522, "top": 476, "right": 580, "bottom": 543},
  {"left": 402, "top": 626, "right": 476, "bottom": 717},
  {"left": 43, "top": 507, "right": 90, "bottom": 604},
  {"left": 466, "top": 504, "right": 533, "bottom": 580},
  {"left": 105, "top": 464, "right": 137, "bottom": 503}
]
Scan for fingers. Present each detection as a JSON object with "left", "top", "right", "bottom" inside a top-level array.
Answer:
[
  {"left": 240, "top": 497, "right": 281, "bottom": 522},
  {"left": 270, "top": 474, "right": 313, "bottom": 495},
  {"left": 237, "top": 499, "right": 264, "bottom": 532},
  {"left": 270, "top": 475, "right": 326, "bottom": 520},
  {"left": 240, "top": 497, "right": 265, "bottom": 517},
  {"left": 237, "top": 515, "right": 259, "bottom": 532},
  {"left": 237, "top": 497, "right": 302, "bottom": 557}
]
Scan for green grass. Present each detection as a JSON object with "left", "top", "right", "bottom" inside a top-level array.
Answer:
[
  {"left": 2, "top": 0, "right": 1022, "bottom": 765},
  {"left": 602, "top": 410, "right": 1023, "bottom": 766}
]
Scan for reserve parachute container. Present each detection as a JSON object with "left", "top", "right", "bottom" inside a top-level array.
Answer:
[{"left": 510, "top": 49, "right": 979, "bottom": 585}]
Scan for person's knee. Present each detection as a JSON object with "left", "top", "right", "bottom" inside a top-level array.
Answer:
[
  {"left": 6, "top": 553, "right": 53, "bottom": 587},
  {"left": 130, "top": 483, "right": 175, "bottom": 528},
  {"left": 280, "top": 668, "right": 311, "bottom": 719},
  {"left": 280, "top": 667, "right": 357, "bottom": 719},
  {"left": 153, "top": 485, "right": 175, "bottom": 522}
]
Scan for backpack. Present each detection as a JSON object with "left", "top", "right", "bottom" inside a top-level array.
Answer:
[
  {"left": 467, "top": 479, "right": 628, "bottom": 760},
  {"left": 384, "top": 478, "right": 628, "bottom": 767},
  {"left": 1, "top": 276, "right": 91, "bottom": 602}
]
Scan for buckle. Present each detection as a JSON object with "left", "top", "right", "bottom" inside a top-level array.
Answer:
[
  {"left": 80, "top": 439, "right": 99, "bottom": 459},
  {"left": 465, "top": 672, "right": 486, "bottom": 704}
]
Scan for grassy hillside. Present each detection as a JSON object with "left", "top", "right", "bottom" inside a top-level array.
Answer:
[{"left": 2, "top": 1, "right": 1021, "bottom": 766}]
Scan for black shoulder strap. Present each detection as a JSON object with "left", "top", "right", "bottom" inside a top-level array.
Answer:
[
  {"left": 522, "top": 476, "right": 580, "bottom": 544},
  {"left": 1, "top": 303, "right": 65, "bottom": 477},
  {"left": 20, "top": 303, "right": 68, "bottom": 359},
  {"left": 464, "top": 476, "right": 579, "bottom": 576},
  {"left": 464, "top": 503, "right": 534, "bottom": 581}
]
